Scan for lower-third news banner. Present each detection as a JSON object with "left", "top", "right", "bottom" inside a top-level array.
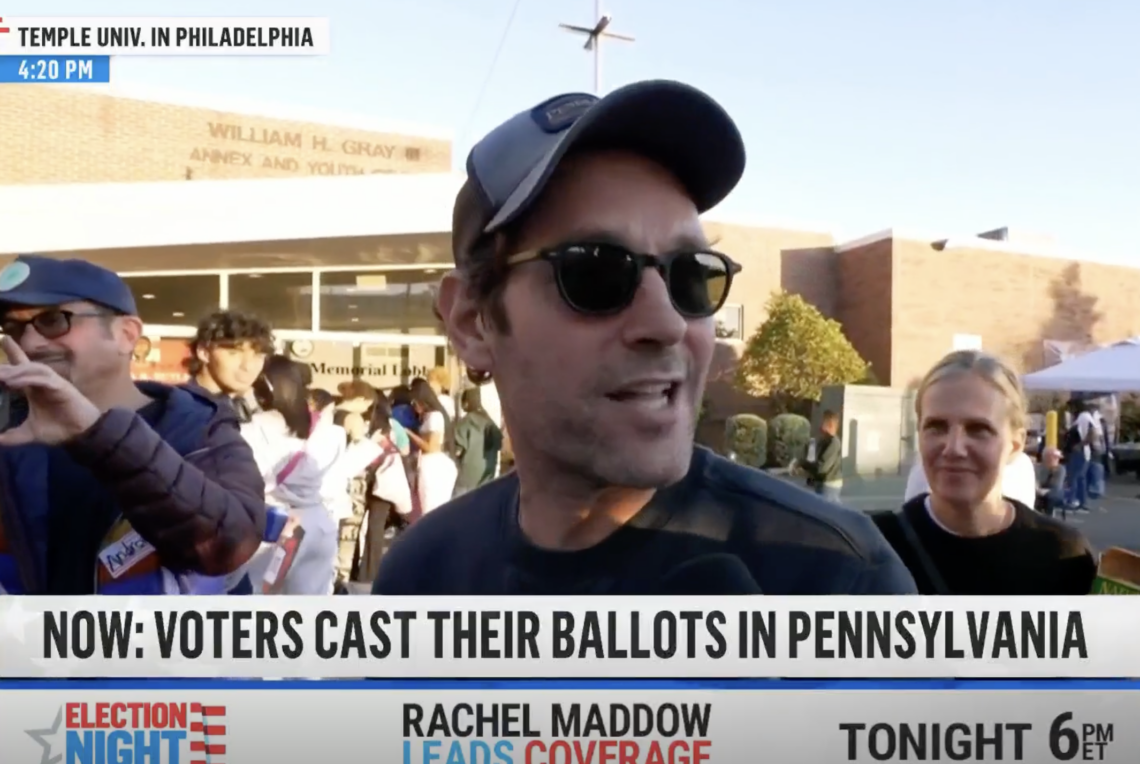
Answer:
[{"left": 2, "top": 687, "right": 1134, "bottom": 763}]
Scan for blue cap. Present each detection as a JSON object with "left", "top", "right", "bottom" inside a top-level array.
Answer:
[
  {"left": 0, "top": 255, "right": 138, "bottom": 315},
  {"left": 452, "top": 79, "right": 746, "bottom": 265}
]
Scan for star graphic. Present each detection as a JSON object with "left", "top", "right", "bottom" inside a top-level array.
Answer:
[
  {"left": 4, "top": 599, "right": 78, "bottom": 678},
  {"left": 3, "top": 597, "right": 43, "bottom": 645},
  {"left": 12, "top": 597, "right": 225, "bottom": 679},
  {"left": 25, "top": 706, "right": 63, "bottom": 764}
]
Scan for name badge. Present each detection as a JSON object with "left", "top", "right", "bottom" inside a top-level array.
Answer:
[{"left": 98, "top": 530, "right": 156, "bottom": 579}]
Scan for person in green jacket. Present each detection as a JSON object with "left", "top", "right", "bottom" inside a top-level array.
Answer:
[
  {"left": 804, "top": 410, "right": 844, "bottom": 502},
  {"left": 452, "top": 387, "right": 503, "bottom": 497}
]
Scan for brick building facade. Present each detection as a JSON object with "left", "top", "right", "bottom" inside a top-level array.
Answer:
[
  {"left": 4, "top": 86, "right": 1138, "bottom": 395},
  {"left": 2, "top": 84, "right": 451, "bottom": 184},
  {"left": 717, "top": 224, "right": 1140, "bottom": 388},
  {"left": 864, "top": 235, "right": 1140, "bottom": 387}
]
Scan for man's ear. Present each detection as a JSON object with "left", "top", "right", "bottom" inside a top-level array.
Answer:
[
  {"left": 437, "top": 271, "right": 495, "bottom": 375},
  {"left": 116, "top": 316, "right": 144, "bottom": 357}
]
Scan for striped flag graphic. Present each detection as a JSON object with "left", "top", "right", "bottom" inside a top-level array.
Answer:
[{"left": 190, "top": 703, "right": 227, "bottom": 764}]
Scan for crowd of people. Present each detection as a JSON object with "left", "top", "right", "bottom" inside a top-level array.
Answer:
[
  {"left": 0, "top": 78, "right": 1111, "bottom": 600},
  {"left": 0, "top": 265, "right": 504, "bottom": 595},
  {"left": 185, "top": 310, "right": 506, "bottom": 594}
]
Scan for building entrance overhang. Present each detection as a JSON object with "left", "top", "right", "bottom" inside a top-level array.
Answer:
[
  {"left": 1, "top": 233, "right": 455, "bottom": 272},
  {"left": 0, "top": 172, "right": 464, "bottom": 266}
]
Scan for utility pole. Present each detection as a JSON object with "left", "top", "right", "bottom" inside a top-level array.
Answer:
[{"left": 558, "top": 0, "right": 634, "bottom": 94}]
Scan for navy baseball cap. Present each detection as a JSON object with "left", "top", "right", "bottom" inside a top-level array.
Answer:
[
  {"left": 452, "top": 79, "right": 746, "bottom": 266},
  {"left": 0, "top": 255, "right": 138, "bottom": 315}
]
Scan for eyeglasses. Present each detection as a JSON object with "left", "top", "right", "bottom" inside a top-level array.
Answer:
[
  {"left": 506, "top": 242, "right": 741, "bottom": 318},
  {"left": 0, "top": 309, "right": 112, "bottom": 341}
]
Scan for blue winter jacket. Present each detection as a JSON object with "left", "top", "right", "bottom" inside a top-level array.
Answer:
[{"left": 0, "top": 382, "right": 267, "bottom": 594}]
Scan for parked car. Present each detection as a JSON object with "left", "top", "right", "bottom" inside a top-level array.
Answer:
[
  {"left": 1113, "top": 442, "right": 1140, "bottom": 476},
  {"left": 1024, "top": 429, "right": 1044, "bottom": 458}
]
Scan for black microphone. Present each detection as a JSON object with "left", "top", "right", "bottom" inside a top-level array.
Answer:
[{"left": 659, "top": 553, "right": 763, "bottom": 595}]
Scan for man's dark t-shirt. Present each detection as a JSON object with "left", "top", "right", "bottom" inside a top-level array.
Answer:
[
  {"left": 871, "top": 496, "right": 1097, "bottom": 595},
  {"left": 373, "top": 446, "right": 917, "bottom": 595}
]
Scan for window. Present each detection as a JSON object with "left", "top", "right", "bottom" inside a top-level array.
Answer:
[
  {"left": 715, "top": 304, "right": 744, "bottom": 339},
  {"left": 318, "top": 269, "right": 442, "bottom": 333},
  {"left": 121, "top": 274, "right": 221, "bottom": 326},
  {"left": 227, "top": 272, "right": 313, "bottom": 330}
]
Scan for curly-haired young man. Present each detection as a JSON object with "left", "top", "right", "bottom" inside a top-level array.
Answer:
[{"left": 186, "top": 310, "right": 275, "bottom": 423}]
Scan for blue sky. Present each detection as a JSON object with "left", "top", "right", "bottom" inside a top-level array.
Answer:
[{"left": 10, "top": 0, "right": 1140, "bottom": 264}]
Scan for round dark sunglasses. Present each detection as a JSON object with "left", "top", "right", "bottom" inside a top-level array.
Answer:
[
  {"left": 506, "top": 242, "right": 742, "bottom": 318},
  {"left": 0, "top": 309, "right": 112, "bottom": 341}
]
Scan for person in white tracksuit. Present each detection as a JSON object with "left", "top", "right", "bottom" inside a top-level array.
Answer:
[
  {"left": 240, "top": 356, "right": 340, "bottom": 594},
  {"left": 306, "top": 387, "right": 413, "bottom": 589}
]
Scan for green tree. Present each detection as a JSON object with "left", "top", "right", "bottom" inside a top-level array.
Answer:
[{"left": 736, "top": 291, "right": 870, "bottom": 412}]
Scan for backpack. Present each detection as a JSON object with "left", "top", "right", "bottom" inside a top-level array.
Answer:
[{"left": 1060, "top": 424, "right": 1083, "bottom": 457}]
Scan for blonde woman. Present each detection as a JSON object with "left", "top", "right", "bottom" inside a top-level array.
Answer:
[{"left": 873, "top": 350, "right": 1096, "bottom": 595}]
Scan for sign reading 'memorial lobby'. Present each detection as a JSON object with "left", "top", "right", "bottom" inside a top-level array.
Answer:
[{"left": 1, "top": 85, "right": 451, "bottom": 185}]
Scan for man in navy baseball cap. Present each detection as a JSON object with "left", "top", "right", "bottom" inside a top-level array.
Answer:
[
  {"left": 375, "top": 80, "right": 915, "bottom": 598},
  {"left": 0, "top": 254, "right": 267, "bottom": 595},
  {"left": 449, "top": 80, "right": 747, "bottom": 267},
  {"left": 0, "top": 254, "right": 138, "bottom": 314},
  {"left": 0, "top": 255, "right": 140, "bottom": 392}
]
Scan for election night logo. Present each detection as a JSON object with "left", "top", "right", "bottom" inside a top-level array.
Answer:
[{"left": 25, "top": 701, "right": 226, "bottom": 764}]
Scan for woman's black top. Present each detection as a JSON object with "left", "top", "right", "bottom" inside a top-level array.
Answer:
[{"left": 871, "top": 496, "right": 1097, "bottom": 595}]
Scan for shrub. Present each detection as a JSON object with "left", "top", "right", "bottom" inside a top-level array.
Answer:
[
  {"left": 768, "top": 413, "right": 811, "bottom": 469},
  {"left": 724, "top": 414, "right": 767, "bottom": 469}
]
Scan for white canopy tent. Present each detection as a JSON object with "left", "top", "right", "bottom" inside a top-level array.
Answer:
[{"left": 1022, "top": 337, "right": 1140, "bottom": 392}]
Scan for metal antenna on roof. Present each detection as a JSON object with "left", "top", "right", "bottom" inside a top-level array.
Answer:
[{"left": 558, "top": 0, "right": 635, "bottom": 94}]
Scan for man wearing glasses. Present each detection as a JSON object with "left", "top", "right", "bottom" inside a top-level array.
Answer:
[
  {"left": 0, "top": 255, "right": 266, "bottom": 595},
  {"left": 374, "top": 81, "right": 915, "bottom": 595}
]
